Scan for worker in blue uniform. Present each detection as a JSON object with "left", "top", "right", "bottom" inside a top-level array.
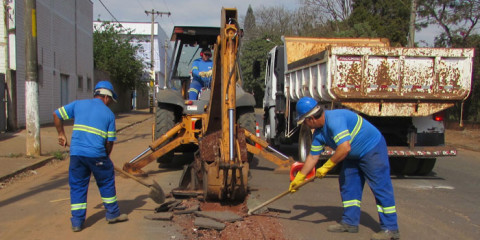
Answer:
[
  {"left": 188, "top": 48, "right": 213, "bottom": 100},
  {"left": 289, "top": 97, "right": 400, "bottom": 240},
  {"left": 53, "top": 81, "right": 128, "bottom": 232}
]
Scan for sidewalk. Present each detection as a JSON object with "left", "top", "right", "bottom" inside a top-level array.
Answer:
[{"left": 0, "top": 109, "right": 153, "bottom": 182}]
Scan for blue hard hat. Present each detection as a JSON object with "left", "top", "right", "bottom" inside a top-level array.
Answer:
[
  {"left": 296, "top": 97, "right": 322, "bottom": 124},
  {"left": 94, "top": 81, "right": 118, "bottom": 102}
]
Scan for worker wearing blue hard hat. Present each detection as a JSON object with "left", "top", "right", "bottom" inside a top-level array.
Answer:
[
  {"left": 53, "top": 80, "right": 127, "bottom": 232},
  {"left": 290, "top": 96, "right": 400, "bottom": 240}
]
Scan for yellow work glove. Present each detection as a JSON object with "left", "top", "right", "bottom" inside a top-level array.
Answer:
[
  {"left": 205, "top": 70, "right": 213, "bottom": 77},
  {"left": 199, "top": 71, "right": 206, "bottom": 77},
  {"left": 289, "top": 171, "right": 306, "bottom": 193},
  {"left": 316, "top": 159, "right": 336, "bottom": 178}
]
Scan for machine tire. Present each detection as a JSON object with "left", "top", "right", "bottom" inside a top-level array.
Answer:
[
  {"left": 415, "top": 158, "right": 436, "bottom": 175},
  {"left": 237, "top": 107, "right": 256, "bottom": 162},
  {"left": 155, "top": 104, "right": 177, "bottom": 165},
  {"left": 298, "top": 124, "right": 312, "bottom": 163}
]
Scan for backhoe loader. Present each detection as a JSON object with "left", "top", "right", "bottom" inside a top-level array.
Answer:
[{"left": 124, "top": 8, "right": 292, "bottom": 201}]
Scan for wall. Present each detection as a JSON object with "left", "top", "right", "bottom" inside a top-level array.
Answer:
[{"left": 11, "top": 0, "right": 93, "bottom": 128}]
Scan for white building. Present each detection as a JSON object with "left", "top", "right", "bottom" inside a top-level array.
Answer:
[{"left": 0, "top": 0, "right": 93, "bottom": 130}]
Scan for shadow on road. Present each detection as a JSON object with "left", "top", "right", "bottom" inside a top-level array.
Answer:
[
  {"left": 0, "top": 172, "right": 69, "bottom": 208},
  {"left": 84, "top": 195, "right": 149, "bottom": 228},
  {"left": 276, "top": 205, "right": 381, "bottom": 232}
]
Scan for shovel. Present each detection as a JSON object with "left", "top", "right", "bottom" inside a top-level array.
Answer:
[
  {"left": 247, "top": 176, "right": 316, "bottom": 215},
  {"left": 114, "top": 165, "right": 166, "bottom": 204}
]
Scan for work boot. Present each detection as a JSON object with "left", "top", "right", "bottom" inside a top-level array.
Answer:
[
  {"left": 371, "top": 229, "right": 400, "bottom": 240},
  {"left": 107, "top": 213, "right": 129, "bottom": 224},
  {"left": 71, "top": 226, "right": 82, "bottom": 232},
  {"left": 327, "top": 222, "right": 359, "bottom": 233}
]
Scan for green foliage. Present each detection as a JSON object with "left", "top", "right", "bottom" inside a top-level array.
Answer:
[
  {"left": 243, "top": 5, "right": 257, "bottom": 41},
  {"left": 335, "top": 22, "right": 377, "bottom": 38},
  {"left": 240, "top": 36, "right": 279, "bottom": 107},
  {"left": 93, "top": 22, "right": 147, "bottom": 91},
  {"left": 348, "top": 0, "right": 410, "bottom": 46},
  {"left": 417, "top": 0, "right": 480, "bottom": 47},
  {"left": 417, "top": 0, "right": 480, "bottom": 123},
  {"left": 51, "top": 151, "right": 66, "bottom": 160}
]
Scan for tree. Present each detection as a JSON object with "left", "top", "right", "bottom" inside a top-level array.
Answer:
[
  {"left": 302, "top": 0, "right": 353, "bottom": 32},
  {"left": 240, "top": 36, "right": 278, "bottom": 107},
  {"left": 417, "top": 0, "right": 480, "bottom": 47},
  {"left": 417, "top": 0, "right": 480, "bottom": 122},
  {"left": 347, "top": 0, "right": 411, "bottom": 46},
  {"left": 243, "top": 5, "right": 257, "bottom": 41},
  {"left": 93, "top": 22, "right": 146, "bottom": 91}
]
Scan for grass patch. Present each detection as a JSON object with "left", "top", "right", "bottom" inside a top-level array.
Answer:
[{"left": 52, "top": 151, "right": 67, "bottom": 160}]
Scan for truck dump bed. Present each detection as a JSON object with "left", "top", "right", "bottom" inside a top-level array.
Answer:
[{"left": 283, "top": 37, "right": 474, "bottom": 116}]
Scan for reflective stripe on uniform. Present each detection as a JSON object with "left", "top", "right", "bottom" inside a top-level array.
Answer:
[
  {"left": 58, "top": 107, "right": 70, "bottom": 120},
  {"left": 102, "top": 196, "right": 117, "bottom": 204},
  {"left": 334, "top": 130, "right": 350, "bottom": 144},
  {"left": 71, "top": 203, "right": 87, "bottom": 211},
  {"left": 343, "top": 199, "right": 361, "bottom": 208},
  {"left": 377, "top": 205, "right": 396, "bottom": 214},
  {"left": 349, "top": 115, "right": 363, "bottom": 142},
  {"left": 310, "top": 145, "right": 324, "bottom": 152},
  {"left": 73, "top": 124, "right": 108, "bottom": 138},
  {"left": 107, "top": 131, "right": 116, "bottom": 138},
  {"left": 192, "top": 66, "right": 198, "bottom": 71},
  {"left": 188, "top": 88, "right": 199, "bottom": 94}
]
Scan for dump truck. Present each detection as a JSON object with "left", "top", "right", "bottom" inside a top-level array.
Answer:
[
  {"left": 262, "top": 36, "right": 474, "bottom": 175},
  {"left": 123, "top": 8, "right": 292, "bottom": 201}
]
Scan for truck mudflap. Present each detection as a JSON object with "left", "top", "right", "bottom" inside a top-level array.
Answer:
[{"left": 319, "top": 146, "right": 456, "bottom": 159}]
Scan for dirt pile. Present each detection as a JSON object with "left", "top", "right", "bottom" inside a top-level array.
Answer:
[{"left": 149, "top": 197, "right": 287, "bottom": 240}]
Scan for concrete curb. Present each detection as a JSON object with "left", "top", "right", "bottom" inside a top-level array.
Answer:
[{"left": 0, "top": 156, "right": 56, "bottom": 182}]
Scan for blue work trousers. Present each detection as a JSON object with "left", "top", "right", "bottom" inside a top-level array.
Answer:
[
  {"left": 339, "top": 137, "right": 398, "bottom": 230},
  {"left": 188, "top": 80, "right": 203, "bottom": 100},
  {"left": 69, "top": 155, "right": 120, "bottom": 227}
]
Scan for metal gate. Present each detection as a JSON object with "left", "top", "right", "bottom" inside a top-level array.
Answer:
[{"left": 0, "top": 73, "right": 6, "bottom": 132}]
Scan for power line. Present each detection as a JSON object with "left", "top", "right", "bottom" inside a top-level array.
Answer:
[{"left": 97, "top": 0, "right": 120, "bottom": 23}]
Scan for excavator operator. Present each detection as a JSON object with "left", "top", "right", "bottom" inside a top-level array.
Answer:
[{"left": 188, "top": 48, "right": 213, "bottom": 100}]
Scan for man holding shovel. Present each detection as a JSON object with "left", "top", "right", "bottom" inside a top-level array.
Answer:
[
  {"left": 289, "top": 97, "right": 400, "bottom": 240},
  {"left": 53, "top": 81, "right": 128, "bottom": 232}
]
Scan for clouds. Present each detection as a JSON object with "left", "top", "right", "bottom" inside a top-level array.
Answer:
[{"left": 93, "top": 0, "right": 299, "bottom": 37}]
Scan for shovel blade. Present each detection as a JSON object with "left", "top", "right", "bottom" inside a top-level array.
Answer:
[{"left": 149, "top": 180, "right": 166, "bottom": 204}]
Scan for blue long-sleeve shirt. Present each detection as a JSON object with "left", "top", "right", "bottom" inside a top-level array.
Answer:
[{"left": 191, "top": 58, "right": 213, "bottom": 87}]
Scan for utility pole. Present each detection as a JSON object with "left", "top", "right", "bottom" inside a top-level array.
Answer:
[
  {"left": 164, "top": 39, "right": 168, "bottom": 89},
  {"left": 145, "top": 9, "right": 170, "bottom": 113},
  {"left": 24, "top": 0, "right": 40, "bottom": 156},
  {"left": 408, "top": 0, "right": 417, "bottom": 47}
]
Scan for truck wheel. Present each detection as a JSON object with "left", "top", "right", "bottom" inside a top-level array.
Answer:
[
  {"left": 298, "top": 124, "right": 312, "bottom": 163},
  {"left": 155, "top": 104, "right": 177, "bottom": 166},
  {"left": 237, "top": 107, "right": 256, "bottom": 162},
  {"left": 390, "top": 157, "right": 419, "bottom": 175},
  {"left": 415, "top": 158, "right": 436, "bottom": 175}
]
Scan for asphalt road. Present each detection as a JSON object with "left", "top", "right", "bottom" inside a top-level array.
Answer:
[{"left": 0, "top": 115, "right": 479, "bottom": 240}]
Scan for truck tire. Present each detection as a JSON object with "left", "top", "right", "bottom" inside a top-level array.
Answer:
[
  {"left": 415, "top": 158, "right": 436, "bottom": 175},
  {"left": 155, "top": 104, "right": 177, "bottom": 165},
  {"left": 237, "top": 107, "right": 256, "bottom": 162},
  {"left": 390, "top": 157, "right": 419, "bottom": 175},
  {"left": 298, "top": 124, "right": 312, "bottom": 163}
]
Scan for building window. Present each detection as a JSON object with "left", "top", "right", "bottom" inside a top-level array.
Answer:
[
  {"left": 87, "top": 77, "right": 92, "bottom": 91},
  {"left": 77, "top": 76, "right": 83, "bottom": 90}
]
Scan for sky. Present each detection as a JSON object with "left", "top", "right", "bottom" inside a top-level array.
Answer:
[
  {"left": 93, "top": 0, "right": 299, "bottom": 37},
  {"left": 92, "top": 0, "right": 437, "bottom": 46}
]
